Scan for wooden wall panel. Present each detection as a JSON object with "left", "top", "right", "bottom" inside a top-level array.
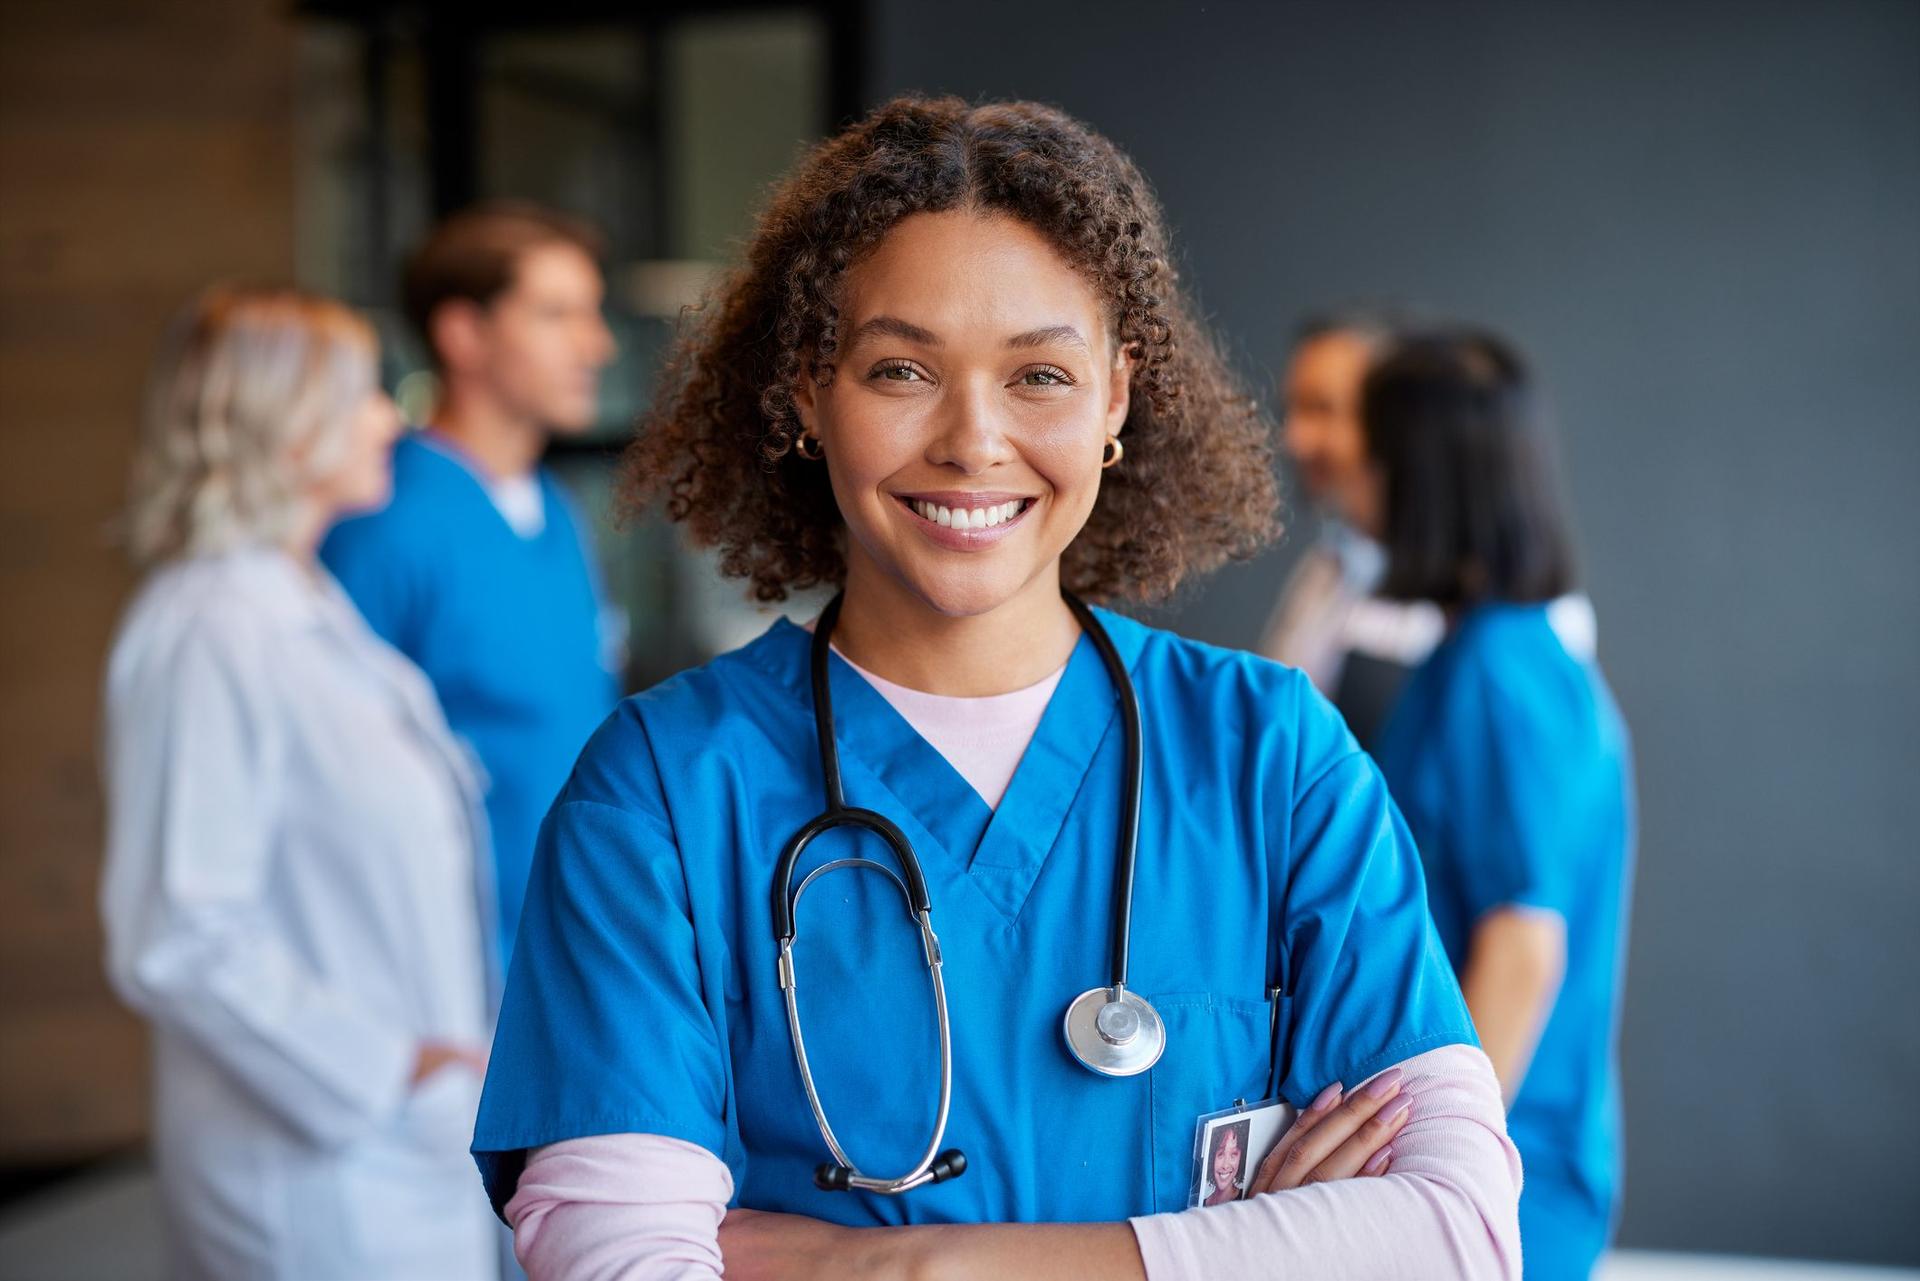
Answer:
[{"left": 0, "top": 0, "right": 296, "bottom": 1161}]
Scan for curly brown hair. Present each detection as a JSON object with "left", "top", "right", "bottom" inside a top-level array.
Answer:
[{"left": 625, "top": 95, "right": 1280, "bottom": 604}]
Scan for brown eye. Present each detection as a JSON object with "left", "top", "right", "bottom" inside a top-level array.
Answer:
[{"left": 872, "top": 361, "right": 924, "bottom": 382}]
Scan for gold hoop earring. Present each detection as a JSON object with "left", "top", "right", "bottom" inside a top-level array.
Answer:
[
  {"left": 794, "top": 433, "right": 824, "bottom": 461},
  {"left": 1101, "top": 435, "right": 1124, "bottom": 468}
]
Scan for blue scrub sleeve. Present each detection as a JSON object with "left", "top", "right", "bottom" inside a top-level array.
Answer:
[
  {"left": 1443, "top": 662, "right": 1583, "bottom": 921},
  {"left": 318, "top": 514, "right": 423, "bottom": 655},
  {"left": 471, "top": 766, "right": 730, "bottom": 1216},
  {"left": 1276, "top": 745, "right": 1479, "bottom": 1102}
]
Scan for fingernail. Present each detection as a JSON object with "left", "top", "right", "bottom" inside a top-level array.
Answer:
[
  {"left": 1363, "top": 1068, "right": 1404, "bottom": 1099},
  {"left": 1378, "top": 1094, "right": 1414, "bottom": 1125},
  {"left": 1362, "top": 1147, "right": 1392, "bottom": 1176},
  {"left": 1309, "top": 1082, "right": 1342, "bottom": 1112}
]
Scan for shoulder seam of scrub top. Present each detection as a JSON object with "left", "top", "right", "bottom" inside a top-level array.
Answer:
[
  {"left": 1274, "top": 739, "right": 1483, "bottom": 1096},
  {"left": 1292, "top": 746, "right": 1370, "bottom": 804},
  {"left": 546, "top": 795, "right": 674, "bottom": 838},
  {"left": 1273, "top": 746, "right": 1369, "bottom": 891},
  {"left": 617, "top": 704, "right": 729, "bottom": 1110},
  {"left": 1460, "top": 638, "right": 1585, "bottom": 917}
]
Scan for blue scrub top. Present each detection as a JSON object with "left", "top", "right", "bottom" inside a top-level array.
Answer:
[
  {"left": 1374, "top": 603, "right": 1634, "bottom": 1280},
  {"left": 321, "top": 433, "right": 619, "bottom": 967},
  {"left": 473, "top": 608, "right": 1477, "bottom": 1224}
]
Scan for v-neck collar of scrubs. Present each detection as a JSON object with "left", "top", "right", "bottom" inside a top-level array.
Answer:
[
  {"left": 745, "top": 607, "right": 1149, "bottom": 923},
  {"left": 412, "top": 429, "right": 558, "bottom": 544}
]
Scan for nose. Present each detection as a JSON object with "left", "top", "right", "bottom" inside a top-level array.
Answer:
[
  {"left": 925, "top": 375, "right": 1014, "bottom": 474},
  {"left": 378, "top": 393, "right": 404, "bottom": 441},
  {"left": 1281, "top": 414, "right": 1314, "bottom": 462},
  {"left": 586, "top": 310, "right": 616, "bottom": 367}
]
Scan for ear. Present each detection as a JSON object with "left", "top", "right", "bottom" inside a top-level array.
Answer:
[
  {"left": 791, "top": 361, "right": 822, "bottom": 437},
  {"left": 429, "top": 299, "right": 487, "bottom": 376},
  {"left": 1104, "top": 342, "right": 1136, "bottom": 437}
]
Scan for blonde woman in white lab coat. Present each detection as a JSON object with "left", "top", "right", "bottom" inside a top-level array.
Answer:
[{"left": 101, "top": 286, "right": 499, "bottom": 1280}]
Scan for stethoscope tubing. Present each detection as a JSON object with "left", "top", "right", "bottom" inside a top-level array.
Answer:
[
  {"left": 771, "top": 590, "right": 1147, "bottom": 1193},
  {"left": 1062, "top": 592, "right": 1143, "bottom": 991}
]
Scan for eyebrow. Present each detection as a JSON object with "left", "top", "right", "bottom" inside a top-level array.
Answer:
[
  {"left": 846, "top": 316, "right": 1092, "bottom": 355},
  {"left": 849, "top": 315, "right": 941, "bottom": 346},
  {"left": 1005, "top": 324, "right": 1090, "bottom": 354}
]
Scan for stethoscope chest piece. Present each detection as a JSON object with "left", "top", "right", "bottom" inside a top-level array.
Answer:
[{"left": 1063, "top": 985, "right": 1165, "bottom": 1077}]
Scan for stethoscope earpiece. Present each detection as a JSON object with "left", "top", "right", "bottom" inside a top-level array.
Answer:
[{"left": 814, "top": 1148, "right": 967, "bottom": 1194}]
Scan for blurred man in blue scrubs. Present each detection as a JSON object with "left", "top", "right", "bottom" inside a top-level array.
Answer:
[{"left": 323, "top": 204, "right": 621, "bottom": 968}]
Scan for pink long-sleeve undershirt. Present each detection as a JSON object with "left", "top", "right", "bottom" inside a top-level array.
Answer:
[{"left": 507, "top": 1045, "right": 1519, "bottom": 1279}]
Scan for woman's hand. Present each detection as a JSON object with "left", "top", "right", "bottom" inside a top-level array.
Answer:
[
  {"left": 409, "top": 1040, "right": 487, "bottom": 1087},
  {"left": 1245, "top": 1066, "right": 1413, "bottom": 1195}
]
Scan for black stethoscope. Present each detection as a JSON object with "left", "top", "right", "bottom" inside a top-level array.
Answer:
[{"left": 771, "top": 590, "right": 1164, "bottom": 1196}]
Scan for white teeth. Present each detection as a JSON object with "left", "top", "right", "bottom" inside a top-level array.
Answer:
[{"left": 908, "top": 498, "right": 1027, "bottom": 530}]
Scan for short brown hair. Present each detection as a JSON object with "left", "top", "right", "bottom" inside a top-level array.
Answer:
[
  {"left": 625, "top": 96, "right": 1280, "bottom": 605},
  {"left": 402, "top": 201, "right": 605, "bottom": 362}
]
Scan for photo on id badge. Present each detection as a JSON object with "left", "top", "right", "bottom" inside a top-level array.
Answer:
[{"left": 1191, "top": 1098, "right": 1297, "bottom": 1207}]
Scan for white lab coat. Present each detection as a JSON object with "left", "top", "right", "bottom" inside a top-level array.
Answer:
[{"left": 100, "top": 547, "right": 500, "bottom": 1280}]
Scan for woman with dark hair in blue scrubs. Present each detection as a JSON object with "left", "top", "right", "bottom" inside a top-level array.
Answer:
[
  {"left": 1365, "top": 330, "right": 1636, "bottom": 1280},
  {"left": 472, "top": 98, "right": 1523, "bottom": 1279}
]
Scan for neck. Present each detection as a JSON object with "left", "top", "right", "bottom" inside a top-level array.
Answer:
[
  {"left": 430, "top": 383, "right": 546, "bottom": 480},
  {"left": 829, "top": 558, "right": 1081, "bottom": 697},
  {"left": 278, "top": 501, "right": 330, "bottom": 576}
]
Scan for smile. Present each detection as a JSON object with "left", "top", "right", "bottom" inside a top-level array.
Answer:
[{"left": 893, "top": 493, "right": 1036, "bottom": 545}]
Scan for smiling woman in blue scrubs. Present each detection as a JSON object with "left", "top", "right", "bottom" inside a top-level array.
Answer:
[
  {"left": 474, "top": 98, "right": 1520, "bottom": 1279},
  {"left": 1364, "top": 331, "right": 1636, "bottom": 1280}
]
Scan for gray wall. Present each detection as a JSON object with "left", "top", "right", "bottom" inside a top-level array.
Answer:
[{"left": 870, "top": 0, "right": 1920, "bottom": 1264}]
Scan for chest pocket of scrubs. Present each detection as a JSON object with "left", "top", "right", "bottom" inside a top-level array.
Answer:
[{"left": 1145, "top": 994, "right": 1274, "bottom": 1211}]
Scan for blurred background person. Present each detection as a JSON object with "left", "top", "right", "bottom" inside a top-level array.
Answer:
[
  {"left": 99, "top": 287, "right": 499, "bottom": 1279},
  {"left": 320, "top": 203, "right": 622, "bottom": 970},
  {"left": 1259, "top": 310, "right": 1432, "bottom": 749},
  {"left": 1261, "top": 311, "right": 1596, "bottom": 750},
  {"left": 1365, "top": 330, "right": 1635, "bottom": 1281}
]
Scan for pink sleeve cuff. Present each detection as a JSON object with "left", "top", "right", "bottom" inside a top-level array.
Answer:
[{"left": 506, "top": 1133, "right": 733, "bottom": 1281}]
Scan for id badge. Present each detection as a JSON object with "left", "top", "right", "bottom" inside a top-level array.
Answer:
[{"left": 1189, "top": 1096, "right": 1298, "bottom": 1208}]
